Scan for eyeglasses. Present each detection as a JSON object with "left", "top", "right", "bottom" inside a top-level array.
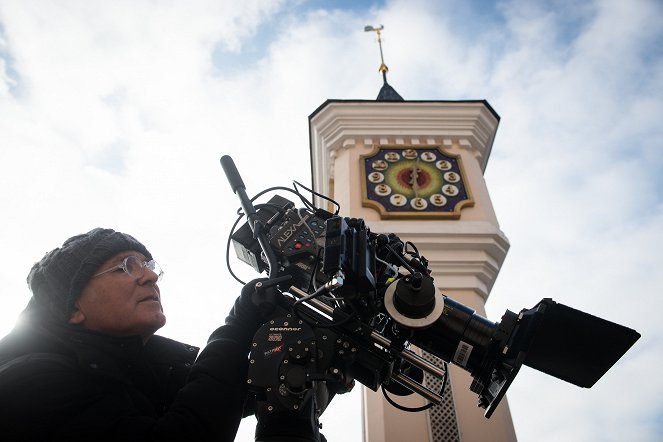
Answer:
[{"left": 93, "top": 255, "right": 164, "bottom": 282}]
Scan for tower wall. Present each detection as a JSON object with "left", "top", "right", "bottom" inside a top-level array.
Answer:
[{"left": 309, "top": 100, "right": 517, "bottom": 441}]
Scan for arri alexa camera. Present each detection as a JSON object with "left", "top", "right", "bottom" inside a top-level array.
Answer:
[{"left": 220, "top": 156, "right": 639, "bottom": 442}]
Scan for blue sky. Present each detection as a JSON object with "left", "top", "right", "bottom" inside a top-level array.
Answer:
[{"left": 1, "top": 0, "right": 661, "bottom": 441}]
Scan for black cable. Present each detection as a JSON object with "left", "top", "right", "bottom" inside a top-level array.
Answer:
[
  {"left": 293, "top": 180, "right": 340, "bottom": 214},
  {"left": 306, "top": 247, "right": 324, "bottom": 292},
  {"left": 292, "top": 286, "right": 328, "bottom": 311},
  {"left": 249, "top": 186, "right": 303, "bottom": 204},
  {"left": 291, "top": 181, "right": 316, "bottom": 211},
  {"left": 404, "top": 241, "right": 420, "bottom": 258},
  {"left": 381, "top": 386, "right": 434, "bottom": 412},
  {"left": 225, "top": 184, "right": 321, "bottom": 286},
  {"left": 226, "top": 212, "right": 247, "bottom": 285},
  {"left": 225, "top": 200, "right": 294, "bottom": 285},
  {"left": 383, "top": 243, "right": 417, "bottom": 275},
  {"left": 380, "top": 362, "right": 449, "bottom": 413}
]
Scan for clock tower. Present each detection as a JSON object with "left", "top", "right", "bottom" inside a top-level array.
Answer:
[{"left": 308, "top": 33, "right": 517, "bottom": 441}]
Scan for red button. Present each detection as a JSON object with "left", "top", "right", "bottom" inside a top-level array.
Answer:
[{"left": 294, "top": 242, "right": 302, "bottom": 249}]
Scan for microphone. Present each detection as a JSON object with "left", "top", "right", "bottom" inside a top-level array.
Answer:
[
  {"left": 220, "top": 154, "right": 279, "bottom": 279},
  {"left": 220, "top": 155, "right": 246, "bottom": 193}
]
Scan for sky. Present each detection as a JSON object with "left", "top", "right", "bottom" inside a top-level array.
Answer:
[{"left": 0, "top": 0, "right": 661, "bottom": 440}]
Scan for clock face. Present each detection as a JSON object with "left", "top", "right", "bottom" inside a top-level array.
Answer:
[{"left": 361, "top": 146, "right": 473, "bottom": 218}]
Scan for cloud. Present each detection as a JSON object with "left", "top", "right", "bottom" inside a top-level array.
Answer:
[{"left": 0, "top": 0, "right": 661, "bottom": 440}]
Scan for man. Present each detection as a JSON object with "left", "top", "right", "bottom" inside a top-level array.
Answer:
[{"left": 0, "top": 228, "right": 264, "bottom": 441}]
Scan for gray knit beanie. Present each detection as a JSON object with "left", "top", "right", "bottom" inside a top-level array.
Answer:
[{"left": 26, "top": 228, "right": 152, "bottom": 321}]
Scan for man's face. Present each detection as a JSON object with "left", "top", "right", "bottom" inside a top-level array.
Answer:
[{"left": 68, "top": 251, "right": 166, "bottom": 342}]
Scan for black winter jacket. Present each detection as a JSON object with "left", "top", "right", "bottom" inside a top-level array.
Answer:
[{"left": 0, "top": 315, "right": 253, "bottom": 441}]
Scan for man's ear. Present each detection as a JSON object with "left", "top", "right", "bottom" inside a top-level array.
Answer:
[{"left": 68, "top": 303, "right": 86, "bottom": 325}]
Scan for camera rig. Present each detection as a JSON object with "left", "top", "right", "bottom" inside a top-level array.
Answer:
[{"left": 221, "top": 156, "right": 640, "bottom": 441}]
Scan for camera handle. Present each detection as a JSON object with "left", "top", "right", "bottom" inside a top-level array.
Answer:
[{"left": 221, "top": 155, "right": 280, "bottom": 280}]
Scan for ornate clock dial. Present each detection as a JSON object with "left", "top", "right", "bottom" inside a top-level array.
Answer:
[{"left": 361, "top": 146, "right": 473, "bottom": 218}]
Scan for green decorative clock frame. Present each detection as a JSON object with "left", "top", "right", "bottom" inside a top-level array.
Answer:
[{"left": 360, "top": 146, "right": 474, "bottom": 219}]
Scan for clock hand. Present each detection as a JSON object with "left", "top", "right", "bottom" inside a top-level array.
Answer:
[{"left": 410, "top": 159, "right": 420, "bottom": 198}]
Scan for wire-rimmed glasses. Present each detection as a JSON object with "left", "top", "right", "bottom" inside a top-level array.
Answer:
[{"left": 93, "top": 255, "right": 163, "bottom": 282}]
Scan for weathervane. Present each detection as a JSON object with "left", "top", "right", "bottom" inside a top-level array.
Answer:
[
  {"left": 364, "top": 24, "right": 389, "bottom": 75},
  {"left": 364, "top": 24, "right": 403, "bottom": 100}
]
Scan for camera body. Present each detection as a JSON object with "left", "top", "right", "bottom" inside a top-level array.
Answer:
[
  {"left": 231, "top": 193, "right": 640, "bottom": 421},
  {"left": 232, "top": 195, "right": 332, "bottom": 290},
  {"left": 220, "top": 154, "right": 639, "bottom": 442}
]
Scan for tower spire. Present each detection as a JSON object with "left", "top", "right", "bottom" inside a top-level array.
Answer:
[{"left": 364, "top": 24, "right": 403, "bottom": 101}]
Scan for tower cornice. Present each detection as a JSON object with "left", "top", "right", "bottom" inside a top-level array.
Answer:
[{"left": 309, "top": 100, "right": 500, "bottom": 200}]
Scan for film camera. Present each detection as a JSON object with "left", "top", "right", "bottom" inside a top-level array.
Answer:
[{"left": 221, "top": 156, "right": 639, "bottom": 441}]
